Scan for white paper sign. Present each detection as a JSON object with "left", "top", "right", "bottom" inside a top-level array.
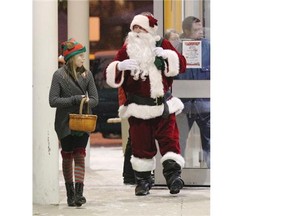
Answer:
[{"left": 182, "top": 40, "right": 202, "bottom": 68}]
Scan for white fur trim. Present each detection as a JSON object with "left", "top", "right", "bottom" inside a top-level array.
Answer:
[
  {"left": 106, "top": 61, "right": 124, "bottom": 88},
  {"left": 131, "top": 156, "right": 156, "bottom": 172},
  {"left": 130, "top": 15, "right": 158, "bottom": 35},
  {"left": 161, "top": 152, "right": 185, "bottom": 169},
  {"left": 119, "top": 104, "right": 163, "bottom": 119},
  {"left": 118, "top": 96, "right": 184, "bottom": 119},
  {"left": 164, "top": 50, "right": 179, "bottom": 77},
  {"left": 148, "top": 65, "right": 164, "bottom": 98}
]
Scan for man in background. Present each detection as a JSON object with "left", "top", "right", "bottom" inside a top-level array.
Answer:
[{"left": 176, "top": 16, "right": 210, "bottom": 168}]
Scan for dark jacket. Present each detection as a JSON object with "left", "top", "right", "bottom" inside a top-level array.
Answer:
[{"left": 49, "top": 66, "right": 99, "bottom": 139}]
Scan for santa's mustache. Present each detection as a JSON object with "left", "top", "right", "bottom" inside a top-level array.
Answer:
[
  {"left": 127, "top": 31, "right": 156, "bottom": 46},
  {"left": 128, "top": 31, "right": 147, "bottom": 39}
]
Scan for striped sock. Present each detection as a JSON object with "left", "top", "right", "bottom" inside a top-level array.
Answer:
[
  {"left": 74, "top": 152, "right": 85, "bottom": 183},
  {"left": 61, "top": 151, "right": 74, "bottom": 183}
]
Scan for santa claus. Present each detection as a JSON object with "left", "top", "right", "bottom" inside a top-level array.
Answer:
[{"left": 106, "top": 12, "right": 187, "bottom": 196}]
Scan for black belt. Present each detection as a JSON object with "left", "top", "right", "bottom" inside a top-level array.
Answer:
[{"left": 126, "top": 91, "right": 172, "bottom": 106}]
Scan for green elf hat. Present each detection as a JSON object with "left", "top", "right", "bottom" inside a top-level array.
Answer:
[{"left": 61, "top": 38, "right": 86, "bottom": 62}]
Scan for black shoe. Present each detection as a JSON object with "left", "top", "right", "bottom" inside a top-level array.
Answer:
[
  {"left": 162, "top": 159, "right": 184, "bottom": 194},
  {"left": 134, "top": 171, "right": 153, "bottom": 196},
  {"left": 75, "top": 182, "right": 86, "bottom": 207},
  {"left": 135, "top": 180, "right": 151, "bottom": 196},
  {"left": 169, "top": 177, "right": 184, "bottom": 194},
  {"left": 65, "top": 182, "right": 76, "bottom": 207}
]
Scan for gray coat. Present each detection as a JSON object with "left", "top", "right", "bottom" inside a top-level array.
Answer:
[{"left": 49, "top": 66, "right": 99, "bottom": 140}]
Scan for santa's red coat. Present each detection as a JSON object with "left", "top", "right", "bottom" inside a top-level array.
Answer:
[{"left": 106, "top": 38, "right": 186, "bottom": 120}]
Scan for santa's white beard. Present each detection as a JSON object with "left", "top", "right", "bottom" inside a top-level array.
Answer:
[{"left": 126, "top": 32, "right": 157, "bottom": 80}]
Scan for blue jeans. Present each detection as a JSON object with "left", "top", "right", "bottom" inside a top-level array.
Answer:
[{"left": 176, "top": 99, "right": 210, "bottom": 168}]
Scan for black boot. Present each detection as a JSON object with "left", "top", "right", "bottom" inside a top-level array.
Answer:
[
  {"left": 134, "top": 171, "right": 153, "bottom": 196},
  {"left": 65, "top": 182, "right": 76, "bottom": 207},
  {"left": 162, "top": 159, "right": 184, "bottom": 194},
  {"left": 123, "top": 137, "right": 136, "bottom": 185},
  {"left": 75, "top": 182, "right": 86, "bottom": 207}
]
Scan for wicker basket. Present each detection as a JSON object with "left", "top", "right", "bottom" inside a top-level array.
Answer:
[{"left": 69, "top": 98, "right": 97, "bottom": 132}]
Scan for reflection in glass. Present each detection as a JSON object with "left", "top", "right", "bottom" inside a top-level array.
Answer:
[{"left": 174, "top": 15, "right": 211, "bottom": 170}]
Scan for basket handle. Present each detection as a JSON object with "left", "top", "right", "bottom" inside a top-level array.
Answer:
[{"left": 79, "top": 97, "right": 90, "bottom": 114}]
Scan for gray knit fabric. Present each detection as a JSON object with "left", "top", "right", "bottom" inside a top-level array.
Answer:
[{"left": 49, "top": 66, "right": 99, "bottom": 140}]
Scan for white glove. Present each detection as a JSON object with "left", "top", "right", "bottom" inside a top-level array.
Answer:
[
  {"left": 153, "top": 47, "right": 168, "bottom": 59},
  {"left": 117, "top": 59, "right": 139, "bottom": 71}
]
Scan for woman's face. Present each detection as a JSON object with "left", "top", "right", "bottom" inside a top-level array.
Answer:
[{"left": 73, "top": 53, "right": 85, "bottom": 68}]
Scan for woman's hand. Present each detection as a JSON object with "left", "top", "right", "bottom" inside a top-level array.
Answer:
[{"left": 82, "top": 94, "right": 89, "bottom": 103}]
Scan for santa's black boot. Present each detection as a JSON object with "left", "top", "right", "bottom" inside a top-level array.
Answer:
[
  {"left": 134, "top": 171, "right": 153, "bottom": 196},
  {"left": 162, "top": 159, "right": 184, "bottom": 194},
  {"left": 75, "top": 182, "right": 86, "bottom": 206},
  {"left": 65, "top": 182, "right": 76, "bottom": 207}
]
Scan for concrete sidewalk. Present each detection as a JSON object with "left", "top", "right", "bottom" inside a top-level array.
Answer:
[{"left": 33, "top": 146, "right": 210, "bottom": 216}]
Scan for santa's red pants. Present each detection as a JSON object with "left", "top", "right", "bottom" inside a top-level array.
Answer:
[{"left": 128, "top": 114, "right": 181, "bottom": 159}]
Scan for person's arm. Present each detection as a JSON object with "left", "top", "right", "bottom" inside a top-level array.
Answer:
[
  {"left": 153, "top": 39, "right": 187, "bottom": 77},
  {"left": 161, "top": 39, "right": 186, "bottom": 74},
  {"left": 105, "top": 45, "right": 139, "bottom": 88},
  {"left": 49, "top": 71, "right": 83, "bottom": 108}
]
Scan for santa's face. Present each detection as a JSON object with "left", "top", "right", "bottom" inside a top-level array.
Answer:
[{"left": 132, "top": 24, "right": 148, "bottom": 33}]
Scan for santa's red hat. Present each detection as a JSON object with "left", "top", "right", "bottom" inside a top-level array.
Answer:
[{"left": 130, "top": 14, "right": 158, "bottom": 35}]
